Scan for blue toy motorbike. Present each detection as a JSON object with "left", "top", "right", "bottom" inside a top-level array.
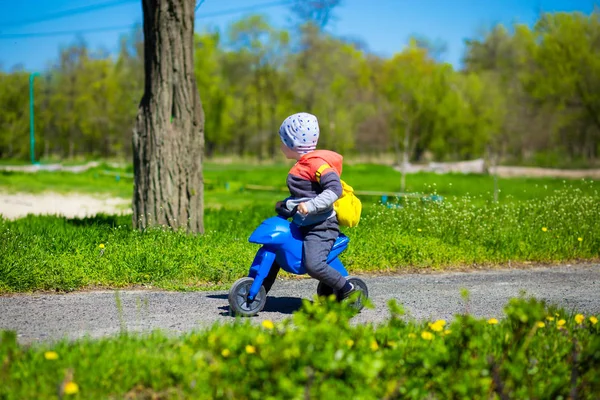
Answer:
[{"left": 228, "top": 205, "right": 369, "bottom": 316}]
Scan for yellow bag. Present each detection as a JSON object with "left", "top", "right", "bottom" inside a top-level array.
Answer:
[{"left": 316, "top": 163, "right": 362, "bottom": 227}]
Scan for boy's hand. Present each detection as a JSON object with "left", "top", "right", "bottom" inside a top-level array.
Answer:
[{"left": 298, "top": 202, "right": 309, "bottom": 215}]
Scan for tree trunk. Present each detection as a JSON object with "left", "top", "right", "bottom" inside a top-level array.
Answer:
[{"left": 133, "top": 0, "right": 205, "bottom": 234}]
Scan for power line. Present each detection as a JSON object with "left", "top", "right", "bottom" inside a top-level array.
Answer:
[
  {"left": 1, "top": 0, "right": 138, "bottom": 28},
  {"left": 196, "top": 0, "right": 293, "bottom": 18},
  {"left": 0, "top": 0, "right": 294, "bottom": 40},
  {"left": 0, "top": 25, "right": 135, "bottom": 39}
]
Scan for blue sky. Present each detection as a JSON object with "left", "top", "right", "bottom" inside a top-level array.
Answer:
[{"left": 0, "top": 0, "right": 596, "bottom": 72}]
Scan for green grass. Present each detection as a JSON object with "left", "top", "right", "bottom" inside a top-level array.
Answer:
[
  {"left": 1, "top": 296, "right": 599, "bottom": 398},
  {"left": 1, "top": 163, "right": 598, "bottom": 210},
  {"left": 1, "top": 183, "right": 598, "bottom": 293},
  {"left": 1, "top": 163, "right": 598, "bottom": 293}
]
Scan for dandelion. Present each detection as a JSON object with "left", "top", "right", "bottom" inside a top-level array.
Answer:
[
  {"left": 63, "top": 382, "right": 79, "bottom": 395},
  {"left": 444, "top": 329, "right": 452, "bottom": 335},
  {"left": 245, "top": 345, "right": 256, "bottom": 354},
  {"left": 44, "top": 351, "right": 59, "bottom": 360},
  {"left": 557, "top": 319, "right": 566, "bottom": 327},
  {"left": 417, "top": 228, "right": 422, "bottom": 232},
  {"left": 575, "top": 314, "right": 585, "bottom": 324},
  {"left": 421, "top": 331, "right": 434, "bottom": 340},
  {"left": 590, "top": 316, "right": 598, "bottom": 325},
  {"left": 346, "top": 339, "right": 354, "bottom": 348},
  {"left": 487, "top": 318, "right": 499, "bottom": 325},
  {"left": 370, "top": 340, "right": 379, "bottom": 351},
  {"left": 261, "top": 320, "right": 274, "bottom": 330},
  {"left": 536, "top": 322, "right": 545, "bottom": 328},
  {"left": 429, "top": 320, "right": 446, "bottom": 332},
  {"left": 546, "top": 316, "right": 555, "bottom": 321},
  {"left": 221, "top": 349, "right": 230, "bottom": 357},
  {"left": 578, "top": 237, "right": 583, "bottom": 242},
  {"left": 98, "top": 243, "right": 105, "bottom": 249},
  {"left": 542, "top": 227, "right": 548, "bottom": 232}
]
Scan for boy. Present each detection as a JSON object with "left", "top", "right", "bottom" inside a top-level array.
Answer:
[{"left": 276, "top": 112, "right": 357, "bottom": 301}]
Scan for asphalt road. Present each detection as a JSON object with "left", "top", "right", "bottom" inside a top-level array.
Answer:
[{"left": 1, "top": 264, "right": 599, "bottom": 344}]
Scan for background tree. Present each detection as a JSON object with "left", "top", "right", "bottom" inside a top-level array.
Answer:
[
  {"left": 132, "top": 0, "right": 205, "bottom": 234},
  {"left": 1, "top": 9, "right": 599, "bottom": 170}
]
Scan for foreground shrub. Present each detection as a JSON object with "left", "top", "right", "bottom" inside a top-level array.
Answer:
[{"left": 1, "top": 296, "right": 599, "bottom": 398}]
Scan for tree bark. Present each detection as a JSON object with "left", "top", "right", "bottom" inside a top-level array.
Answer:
[{"left": 133, "top": 0, "right": 205, "bottom": 234}]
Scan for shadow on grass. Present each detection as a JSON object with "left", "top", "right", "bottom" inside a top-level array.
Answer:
[{"left": 65, "top": 213, "right": 131, "bottom": 228}]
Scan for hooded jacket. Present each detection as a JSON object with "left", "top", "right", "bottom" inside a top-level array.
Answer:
[{"left": 284, "top": 150, "right": 344, "bottom": 226}]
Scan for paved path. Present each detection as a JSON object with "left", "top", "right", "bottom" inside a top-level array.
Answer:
[{"left": 1, "top": 264, "right": 598, "bottom": 344}]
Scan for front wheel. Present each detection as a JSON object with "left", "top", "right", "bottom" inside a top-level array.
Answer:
[
  {"left": 228, "top": 277, "right": 267, "bottom": 317},
  {"left": 344, "top": 276, "right": 369, "bottom": 311}
]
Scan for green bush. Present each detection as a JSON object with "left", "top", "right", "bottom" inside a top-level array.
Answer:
[{"left": 1, "top": 295, "right": 599, "bottom": 398}]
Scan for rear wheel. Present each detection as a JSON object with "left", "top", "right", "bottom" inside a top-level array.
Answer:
[
  {"left": 316, "top": 281, "right": 335, "bottom": 297},
  {"left": 228, "top": 277, "right": 267, "bottom": 317}
]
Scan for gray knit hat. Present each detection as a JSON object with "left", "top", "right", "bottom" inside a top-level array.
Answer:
[{"left": 279, "top": 112, "right": 320, "bottom": 154}]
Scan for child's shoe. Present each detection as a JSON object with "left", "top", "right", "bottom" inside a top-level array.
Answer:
[{"left": 337, "top": 281, "right": 358, "bottom": 301}]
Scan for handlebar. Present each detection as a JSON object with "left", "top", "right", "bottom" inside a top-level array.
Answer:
[{"left": 275, "top": 204, "right": 298, "bottom": 219}]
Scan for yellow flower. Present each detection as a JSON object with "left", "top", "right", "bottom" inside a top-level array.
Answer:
[
  {"left": 429, "top": 320, "right": 445, "bottom": 332},
  {"left": 370, "top": 340, "right": 379, "bottom": 351},
  {"left": 575, "top": 314, "right": 585, "bottom": 324},
  {"left": 245, "top": 345, "right": 256, "bottom": 354},
  {"left": 99, "top": 243, "right": 105, "bottom": 249},
  {"left": 557, "top": 319, "right": 566, "bottom": 327},
  {"left": 546, "top": 316, "right": 555, "bottom": 321},
  {"left": 444, "top": 329, "right": 452, "bottom": 335},
  {"left": 421, "top": 331, "right": 434, "bottom": 340},
  {"left": 64, "top": 382, "right": 79, "bottom": 395},
  {"left": 536, "top": 322, "right": 545, "bottom": 328},
  {"left": 387, "top": 340, "right": 397, "bottom": 348},
  {"left": 417, "top": 228, "right": 422, "bottom": 232},
  {"left": 408, "top": 333, "right": 417, "bottom": 339},
  {"left": 590, "top": 316, "right": 598, "bottom": 325},
  {"left": 44, "top": 351, "right": 59, "bottom": 360},
  {"left": 221, "top": 349, "right": 230, "bottom": 357},
  {"left": 577, "top": 237, "right": 583, "bottom": 242},
  {"left": 487, "top": 318, "right": 499, "bottom": 325},
  {"left": 542, "top": 227, "right": 548, "bottom": 232},
  {"left": 261, "top": 320, "right": 274, "bottom": 330},
  {"left": 346, "top": 339, "right": 354, "bottom": 348}
]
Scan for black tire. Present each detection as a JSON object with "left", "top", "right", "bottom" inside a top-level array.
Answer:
[
  {"left": 228, "top": 277, "right": 267, "bottom": 317},
  {"left": 316, "top": 281, "right": 335, "bottom": 297},
  {"left": 344, "top": 276, "right": 369, "bottom": 311}
]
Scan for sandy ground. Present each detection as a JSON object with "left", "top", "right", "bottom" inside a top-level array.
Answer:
[{"left": 0, "top": 192, "right": 131, "bottom": 220}]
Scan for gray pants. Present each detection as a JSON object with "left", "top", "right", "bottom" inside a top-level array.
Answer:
[{"left": 300, "top": 216, "right": 347, "bottom": 291}]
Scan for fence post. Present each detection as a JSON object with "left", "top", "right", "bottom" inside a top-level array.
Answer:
[{"left": 29, "top": 72, "right": 40, "bottom": 165}]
